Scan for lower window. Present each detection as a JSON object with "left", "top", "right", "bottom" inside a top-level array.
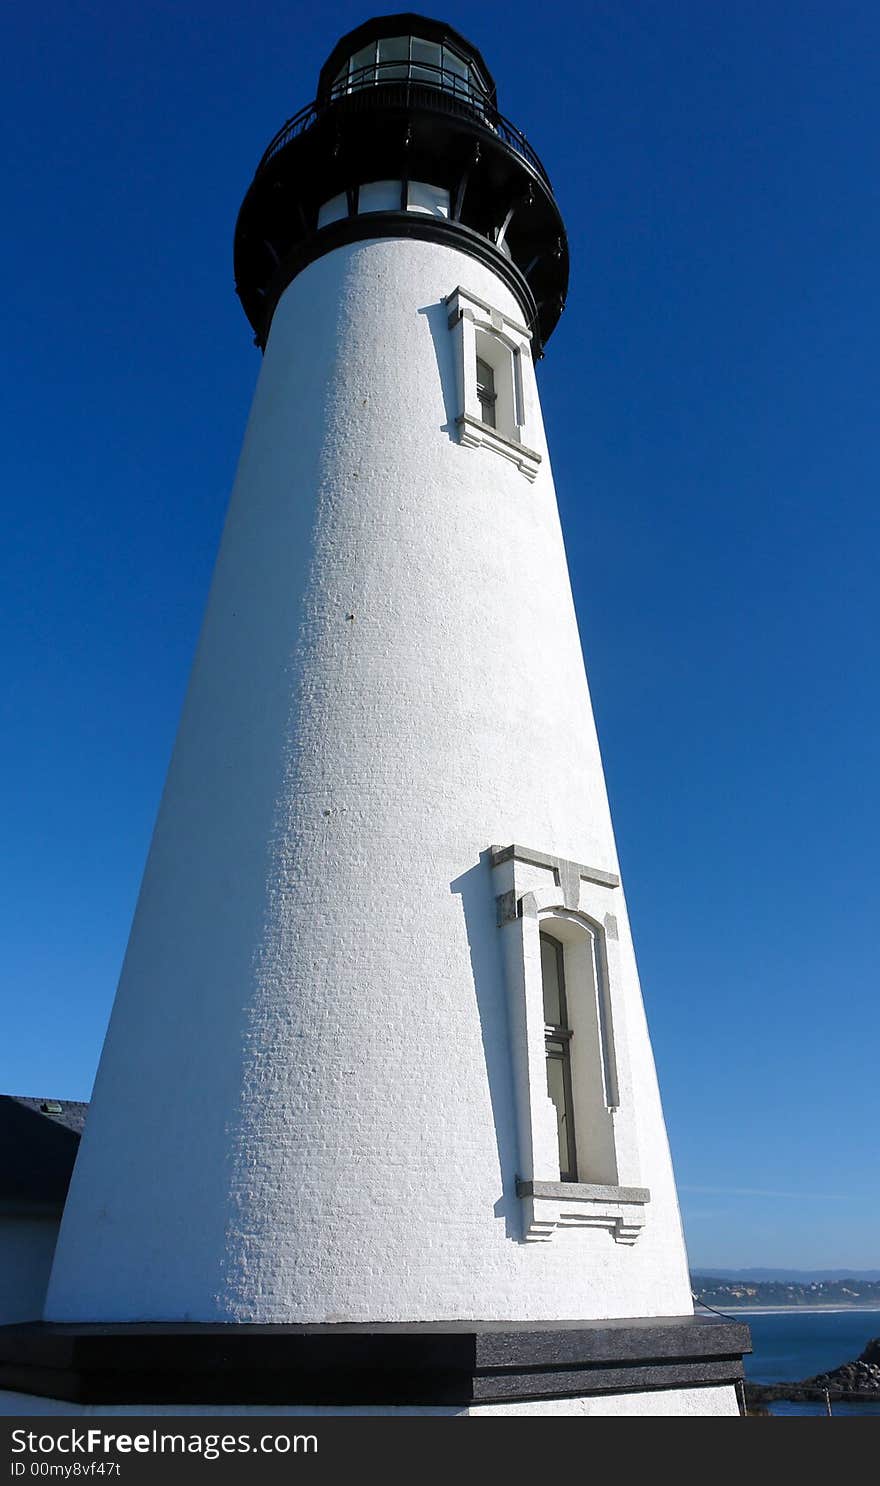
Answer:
[{"left": 540, "top": 932, "right": 577, "bottom": 1181}]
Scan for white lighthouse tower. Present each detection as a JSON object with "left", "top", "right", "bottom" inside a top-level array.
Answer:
[{"left": 1, "top": 14, "right": 749, "bottom": 1414}]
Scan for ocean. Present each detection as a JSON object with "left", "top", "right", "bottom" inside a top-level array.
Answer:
[{"left": 733, "top": 1307, "right": 880, "bottom": 1417}]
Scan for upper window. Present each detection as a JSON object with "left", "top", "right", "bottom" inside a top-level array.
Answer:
[
  {"left": 473, "top": 330, "right": 517, "bottom": 440},
  {"left": 475, "top": 356, "right": 497, "bottom": 428},
  {"left": 445, "top": 285, "right": 542, "bottom": 481},
  {"left": 331, "top": 34, "right": 489, "bottom": 106}
]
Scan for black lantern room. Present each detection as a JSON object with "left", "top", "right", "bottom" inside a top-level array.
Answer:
[{"left": 234, "top": 13, "right": 569, "bottom": 355}]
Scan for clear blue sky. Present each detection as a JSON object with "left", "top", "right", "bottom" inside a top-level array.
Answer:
[{"left": 2, "top": 1, "right": 878, "bottom": 1272}]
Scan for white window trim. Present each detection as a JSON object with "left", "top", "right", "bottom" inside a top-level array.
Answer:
[
  {"left": 445, "top": 287, "right": 542, "bottom": 481},
  {"left": 490, "top": 842, "right": 649, "bottom": 1244}
]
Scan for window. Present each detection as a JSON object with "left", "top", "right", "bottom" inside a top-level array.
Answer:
[
  {"left": 317, "top": 179, "right": 449, "bottom": 229},
  {"left": 348, "top": 42, "right": 377, "bottom": 88},
  {"left": 490, "top": 842, "right": 650, "bottom": 1243},
  {"left": 445, "top": 286, "right": 542, "bottom": 481},
  {"left": 442, "top": 45, "right": 471, "bottom": 100},
  {"left": 540, "top": 933, "right": 577, "bottom": 1181},
  {"left": 410, "top": 36, "right": 441, "bottom": 85},
  {"left": 377, "top": 34, "right": 408, "bottom": 80},
  {"left": 330, "top": 34, "right": 489, "bottom": 104},
  {"left": 475, "top": 356, "right": 496, "bottom": 427}
]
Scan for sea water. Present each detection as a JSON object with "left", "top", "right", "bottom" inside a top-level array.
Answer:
[{"left": 735, "top": 1308, "right": 880, "bottom": 1417}]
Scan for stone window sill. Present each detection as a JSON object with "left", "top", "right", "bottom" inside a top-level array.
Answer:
[
  {"left": 455, "top": 414, "right": 541, "bottom": 482},
  {"left": 516, "top": 1179, "right": 650, "bottom": 1245}
]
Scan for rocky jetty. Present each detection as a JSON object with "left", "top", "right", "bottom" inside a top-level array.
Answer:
[{"left": 746, "top": 1337, "right": 880, "bottom": 1406}]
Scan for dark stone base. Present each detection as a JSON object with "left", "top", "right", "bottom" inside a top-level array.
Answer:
[{"left": 0, "top": 1315, "right": 750, "bottom": 1407}]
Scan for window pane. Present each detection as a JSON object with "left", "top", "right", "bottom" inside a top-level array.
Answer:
[
  {"left": 442, "top": 46, "right": 470, "bottom": 97},
  {"left": 411, "top": 37, "right": 441, "bottom": 83},
  {"left": 349, "top": 43, "right": 377, "bottom": 88},
  {"left": 443, "top": 46, "right": 468, "bottom": 78},
  {"left": 476, "top": 357, "right": 494, "bottom": 394},
  {"left": 540, "top": 935, "right": 562, "bottom": 1025},
  {"left": 359, "top": 180, "right": 403, "bottom": 213},
  {"left": 546, "top": 1055, "right": 572, "bottom": 1178},
  {"left": 378, "top": 35, "right": 408, "bottom": 79},
  {"left": 412, "top": 37, "right": 441, "bottom": 64},
  {"left": 476, "top": 356, "right": 496, "bottom": 428}
]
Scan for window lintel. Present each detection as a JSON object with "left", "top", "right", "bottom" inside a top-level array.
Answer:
[{"left": 445, "top": 285, "right": 532, "bottom": 343}]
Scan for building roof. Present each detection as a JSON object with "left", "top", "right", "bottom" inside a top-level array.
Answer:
[{"left": 0, "top": 1095, "right": 88, "bottom": 1214}]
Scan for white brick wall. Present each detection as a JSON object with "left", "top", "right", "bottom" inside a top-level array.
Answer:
[{"left": 46, "top": 237, "right": 694, "bottom": 1327}]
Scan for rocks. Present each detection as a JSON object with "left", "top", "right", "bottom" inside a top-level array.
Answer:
[
  {"left": 745, "top": 1339, "right": 880, "bottom": 1405},
  {"left": 807, "top": 1360, "right": 880, "bottom": 1394},
  {"left": 803, "top": 1335, "right": 880, "bottom": 1395}
]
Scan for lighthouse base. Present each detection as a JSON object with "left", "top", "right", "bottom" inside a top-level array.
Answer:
[
  {"left": 0, "top": 1317, "right": 748, "bottom": 1416},
  {"left": 0, "top": 1386, "right": 740, "bottom": 1416}
]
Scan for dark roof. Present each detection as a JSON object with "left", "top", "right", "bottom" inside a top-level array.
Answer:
[{"left": 0, "top": 1096, "right": 88, "bottom": 1212}]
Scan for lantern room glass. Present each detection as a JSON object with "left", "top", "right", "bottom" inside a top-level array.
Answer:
[{"left": 331, "top": 34, "right": 489, "bottom": 106}]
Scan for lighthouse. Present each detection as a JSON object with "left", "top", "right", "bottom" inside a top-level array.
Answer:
[{"left": 1, "top": 14, "right": 749, "bottom": 1414}]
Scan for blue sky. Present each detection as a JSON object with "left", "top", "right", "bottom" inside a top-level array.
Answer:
[{"left": 2, "top": 1, "right": 878, "bottom": 1272}]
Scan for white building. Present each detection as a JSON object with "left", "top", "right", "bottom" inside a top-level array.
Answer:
[{"left": 0, "top": 13, "right": 749, "bottom": 1414}]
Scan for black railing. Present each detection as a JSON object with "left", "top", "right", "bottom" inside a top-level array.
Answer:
[
  {"left": 255, "top": 61, "right": 550, "bottom": 188},
  {"left": 257, "top": 98, "right": 319, "bottom": 163}
]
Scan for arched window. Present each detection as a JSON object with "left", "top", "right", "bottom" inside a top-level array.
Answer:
[
  {"left": 540, "top": 932, "right": 577, "bottom": 1181},
  {"left": 491, "top": 841, "right": 650, "bottom": 1242},
  {"left": 445, "top": 286, "right": 542, "bottom": 481},
  {"left": 538, "top": 913, "right": 620, "bottom": 1187}
]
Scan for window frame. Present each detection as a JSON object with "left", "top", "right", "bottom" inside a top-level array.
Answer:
[
  {"left": 445, "top": 286, "right": 542, "bottom": 481},
  {"left": 490, "top": 841, "right": 650, "bottom": 1243}
]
